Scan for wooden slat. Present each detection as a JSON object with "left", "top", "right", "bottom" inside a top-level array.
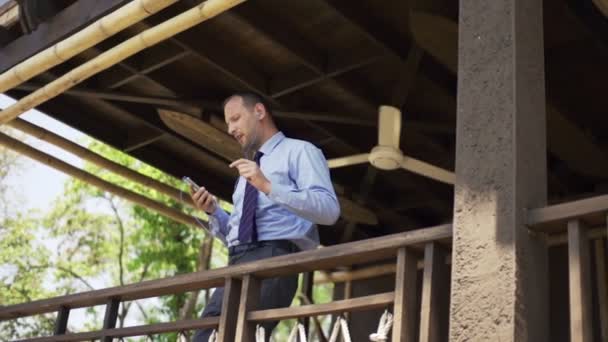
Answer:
[
  {"left": 568, "top": 220, "right": 594, "bottom": 342},
  {"left": 0, "top": 225, "right": 451, "bottom": 320},
  {"left": 301, "top": 271, "right": 314, "bottom": 336},
  {"left": 53, "top": 306, "right": 70, "bottom": 336},
  {"left": 597, "top": 215, "right": 608, "bottom": 342},
  {"left": 248, "top": 292, "right": 395, "bottom": 322},
  {"left": 419, "top": 242, "right": 449, "bottom": 342},
  {"left": 548, "top": 227, "right": 607, "bottom": 246},
  {"left": 235, "top": 275, "right": 260, "bottom": 341},
  {"left": 217, "top": 277, "right": 241, "bottom": 342},
  {"left": 393, "top": 248, "right": 419, "bottom": 342},
  {"left": 0, "top": 0, "right": 131, "bottom": 73},
  {"left": 527, "top": 194, "right": 608, "bottom": 233},
  {"left": 13, "top": 317, "right": 219, "bottom": 342},
  {"left": 102, "top": 298, "right": 120, "bottom": 342}
]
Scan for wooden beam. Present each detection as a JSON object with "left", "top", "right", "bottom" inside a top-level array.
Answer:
[
  {"left": 419, "top": 242, "right": 449, "bottom": 342},
  {"left": 527, "top": 194, "right": 608, "bottom": 233},
  {"left": 392, "top": 247, "right": 419, "bottom": 342},
  {"left": 235, "top": 275, "right": 260, "bottom": 341},
  {"left": 0, "top": 131, "right": 201, "bottom": 228},
  {"left": 0, "top": 0, "right": 131, "bottom": 73},
  {"left": 248, "top": 292, "right": 395, "bottom": 322},
  {"left": 0, "top": 224, "right": 452, "bottom": 319},
  {"left": 217, "top": 277, "right": 242, "bottom": 342},
  {"left": 595, "top": 233, "right": 608, "bottom": 342},
  {"left": 14, "top": 84, "right": 203, "bottom": 115},
  {"left": 16, "top": 317, "right": 220, "bottom": 342},
  {"left": 0, "top": 1, "right": 17, "bottom": 28},
  {"left": 53, "top": 306, "right": 70, "bottom": 336},
  {"left": 568, "top": 220, "right": 594, "bottom": 342},
  {"left": 102, "top": 298, "right": 120, "bottom": 342}
]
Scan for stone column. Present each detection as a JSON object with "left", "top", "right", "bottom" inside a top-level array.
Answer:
[{"left": 449, "top": 0, "right": 549, "bottom": 341}]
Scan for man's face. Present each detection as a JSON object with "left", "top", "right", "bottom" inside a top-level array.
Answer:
[{"left": 224, "top": 97, "right": 258, "bottom": 149}]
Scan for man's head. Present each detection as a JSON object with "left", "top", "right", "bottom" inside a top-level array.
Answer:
[{"left": 223, "top": 92, "right": 274, "bottom": 151}]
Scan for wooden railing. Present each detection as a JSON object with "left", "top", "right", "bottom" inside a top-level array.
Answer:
[
  {"left": 0, "top": 224, "right": 453, "bottom": 342},
  {"left": 3, "top": 194, "right": 608, "bottom": 341},
  {"left": 527, "top": 194, "right": 608, "bottom": 342}
]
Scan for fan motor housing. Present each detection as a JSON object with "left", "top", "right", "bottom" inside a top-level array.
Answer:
[{"left": 369, "top": 146, "right": 403, "bottom": 170}]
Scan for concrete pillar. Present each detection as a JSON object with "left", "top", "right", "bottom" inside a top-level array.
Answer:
[{"left": 450, "top": 0, "right": 549, "bottom": 341}]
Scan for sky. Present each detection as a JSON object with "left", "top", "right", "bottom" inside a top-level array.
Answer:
[
  {"left": 0, "top": 94, "right": 148, "bottom": 331},
  {"left": 0, "top": 94, "right": 85, "bottom": 211}
]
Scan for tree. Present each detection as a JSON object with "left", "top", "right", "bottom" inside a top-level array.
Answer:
[{"left": 1, "top": 135, "right": 335, "bottom": 341}]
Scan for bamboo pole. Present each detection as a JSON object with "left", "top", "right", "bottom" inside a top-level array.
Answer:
[
  {"left": 0, "top": 131, "right": 205, "bottom": 228},
  {"left": 0, "top": 0, "right": 179, "bottom": 93},
  {"left": 0, "top": 0, "right": 246, "bottom": 124},
  {"left": 7, "top": 117, "right": 195, "bottom": 208}
]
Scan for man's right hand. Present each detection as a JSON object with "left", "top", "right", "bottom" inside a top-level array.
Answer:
[{"left": 191, "top": 186, "right": 217, "bottom": 214}]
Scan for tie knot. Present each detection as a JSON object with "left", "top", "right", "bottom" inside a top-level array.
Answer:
[{"left": 254, "top": 151, "right": 263, "bottom": 164}]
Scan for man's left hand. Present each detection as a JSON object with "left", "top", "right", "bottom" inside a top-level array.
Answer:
[{"left": 229, "top": 158, "right": 271, "bottom": 194}]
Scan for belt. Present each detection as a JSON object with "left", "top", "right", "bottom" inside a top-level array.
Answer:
[{"left": 228, "top": 239, "right": 298, "bottom": 256}]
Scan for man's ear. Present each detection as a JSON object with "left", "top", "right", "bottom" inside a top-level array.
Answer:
[{"left": 254, "top": 103, "right": 265, "bottom": 119}]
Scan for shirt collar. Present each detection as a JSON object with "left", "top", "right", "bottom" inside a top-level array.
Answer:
[{"left": 258, "top": 131, "right": 285, "bottom": 156}]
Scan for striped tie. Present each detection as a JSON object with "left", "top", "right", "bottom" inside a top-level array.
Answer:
[{"left": 238, "top": 151, "right": 263, "bottom": 244}]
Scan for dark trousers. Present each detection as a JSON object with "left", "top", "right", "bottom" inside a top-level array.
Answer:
[{"left": 192, "top": 241, "right": 299, "bottom": 342}]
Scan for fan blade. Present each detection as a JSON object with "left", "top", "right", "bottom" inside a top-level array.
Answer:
[
  {"left": 327, "top": 153, "right": 370, "bottom": 169},
  {"left": 378, "top": 105, "right": 402, "bottom": 148},
  {"left": 401, "top": 155, "right": 455, "bottom": 184}
]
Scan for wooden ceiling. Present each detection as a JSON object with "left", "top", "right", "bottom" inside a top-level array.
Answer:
[{"left": 2, "top": 0, "right": 608, "bottom": 245}]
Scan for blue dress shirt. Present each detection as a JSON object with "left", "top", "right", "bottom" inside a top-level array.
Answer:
[{"left": 208, "top": 132, "right": 340, "bottom": 250}]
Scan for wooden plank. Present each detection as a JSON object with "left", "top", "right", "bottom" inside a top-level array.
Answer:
[
  {"left": 217, "top": 277, "right": 241, "bottom": 342},
  {"left": 0, "top": 0, "right": 131, "bottom": 73},
  {"left": 568, "top": 220, "right": 594, "bottom": 342},
  {"left": 102, "top": 298, "right": 120, "bottom": 342},
  {"left": 53, "top": 306, "right": 70, "bottom": 336},
  {"left": 548, "top": 227, "right": 607, "bottom": 246},
  {"left": 527, "top": 194, "right": 608, "bottom": 233},
  {"left": 300, "top": 272, "right": 314, "bottom": 336},
  {"left": 392, "top": 248, "right": 419, "bottom": 342},
  {"left": 14, "top": 317, "right": 220, "bottom": 342},
  {"left": 248, "top": 292, "right": 395, "bottom": 322},
  {"left": 597, "top": 215, "right": 608, "bottom": 342},
  {"left": 235, "top": 275, "right": 260, "bottom": 342},
  {"left": 0, "top": 224, "right": 452, "bottom": 319},
  {"left": 419, "top": 242, "right": 449, "bottom": 342}
]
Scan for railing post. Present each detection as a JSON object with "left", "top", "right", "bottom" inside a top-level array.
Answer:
[
  {"left": 217, "top": 277, "right": 242, "bottom": 342},
  {"left": 102, "top": 297, "right": 120, "bottom": 342},
  {"left": 53, "top": 305, "right": 70, "bottom": 335},
  {"left": 419, "top": 242, "right": 449, "bottom": 342},
  {"left": 568, "top": 219, "right": 594, "bottom": 342},
  {"left": 235, "top": 274, "right": 261, "bottom": 342},
  {"left": 595, "top": 233, "right": 608, "bottom": 342},
  {"left": 300, "top": 271, "right": 314, "bottom": 337},
  {"left": 392, "top": 247, "right": 418, "bottom": 342}
]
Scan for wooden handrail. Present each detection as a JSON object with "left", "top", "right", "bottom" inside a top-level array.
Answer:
[
  {"left": 15, "top": 317, "right": 219, "bottom": 342},
  {"left": 247, "top": 292, "right": 395, "bottom": 322},
  {"left": 527, "top": 194, "right": 608, "bottom": 233},
  {"left": 0, "top": 224, "right": 452, "bottom": 320}
]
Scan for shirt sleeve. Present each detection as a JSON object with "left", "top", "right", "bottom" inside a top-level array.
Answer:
[
  {"left": 268, "top": 143, "right": 341, "bottom": 225},
  {"left": 207, "top": 206, "right": 230, "bottom": 245}
]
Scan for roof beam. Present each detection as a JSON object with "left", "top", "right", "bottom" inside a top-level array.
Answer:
[{"left": 0, "top": 0, "right": 131, "bottom": 72}]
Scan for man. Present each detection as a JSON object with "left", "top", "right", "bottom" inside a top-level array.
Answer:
[{"left": 191, "top": 92, "right": 340, "bottom": 341}]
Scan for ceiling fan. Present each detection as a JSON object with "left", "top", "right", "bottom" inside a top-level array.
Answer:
[{"left": 326, "top": 105, "right": 455, "bottom": 185}]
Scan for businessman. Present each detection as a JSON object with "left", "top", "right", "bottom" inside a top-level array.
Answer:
[{"left": 191, "top": 92, "right": 340, "bottom": 341}]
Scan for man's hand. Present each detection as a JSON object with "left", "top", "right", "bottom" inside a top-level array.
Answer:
[
  {"left": 191, "top": 186, "right": 218, "bottom": 214},
  {"left": 229, "top": 158, "right": 271, "bottom": 194}
]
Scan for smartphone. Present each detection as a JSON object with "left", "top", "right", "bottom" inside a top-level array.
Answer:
[{"left": 182, "top": 176, "right": 201, "bottom": 192}]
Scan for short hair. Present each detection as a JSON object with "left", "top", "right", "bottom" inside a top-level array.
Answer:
[{"left": 222, "top": 92, "right": 272, "bottom": 115}]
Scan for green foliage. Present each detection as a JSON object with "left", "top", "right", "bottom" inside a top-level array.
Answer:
[{"left": 1, "top": 136, "right": 334, "bottom": 341}]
